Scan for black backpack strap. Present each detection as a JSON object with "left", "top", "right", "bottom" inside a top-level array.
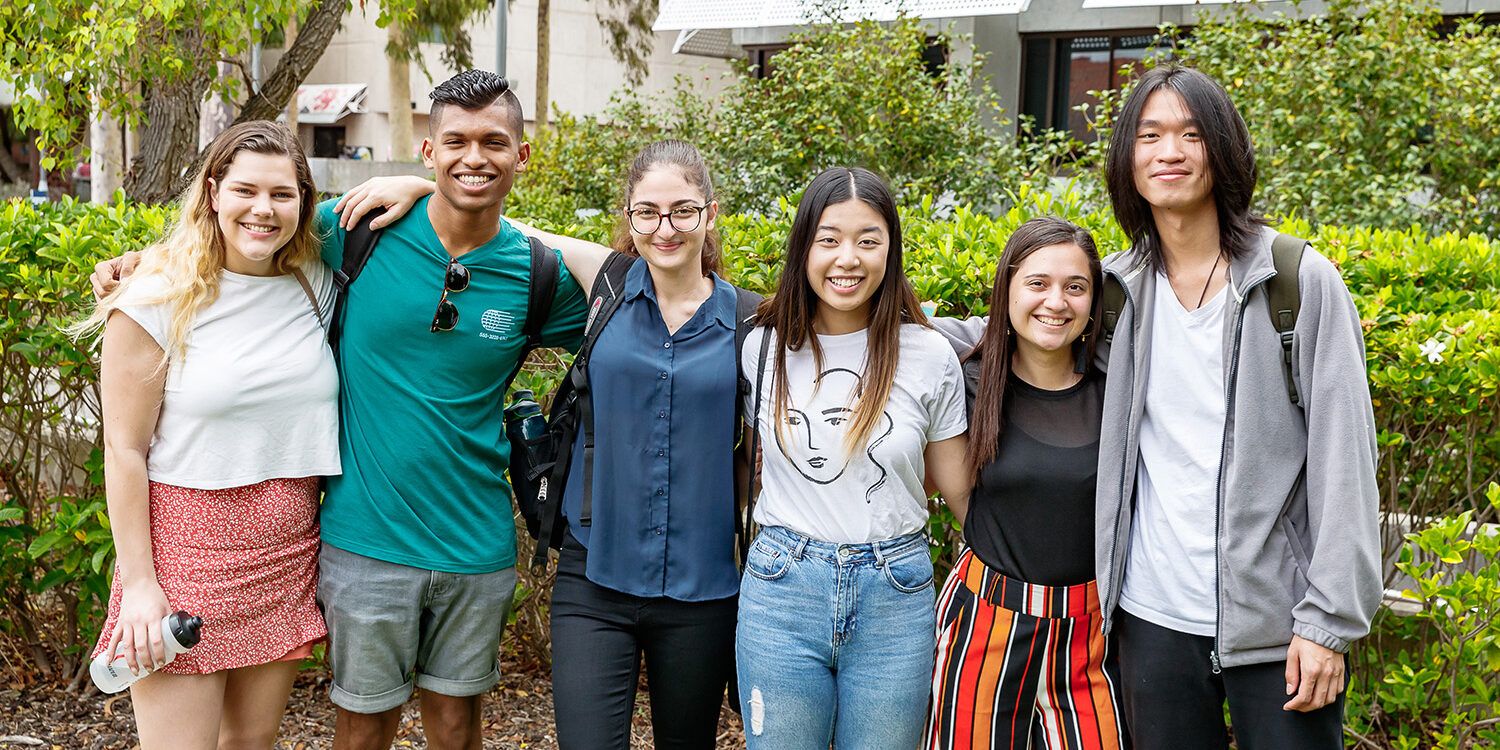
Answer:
[
  {"left": 730, "top": 288, "right": 764, "bottom": 564},
  {"left": 573, "top": 253, "right": 638, "bottom": 528},
  {"left": 328, "top": 207, "right": 386, "bottom": 357},
  {"left": 733, "top": 288, "right": 765, "bottom": 407},
  {"left": 494, "top": 237, "right": 561, "bottom": 399},
  {"left": 1101, "top": 274, "right": 1126, "bottom": 344},
  {"left": 1268, "top": 233, "right": 1306, "bottom": 405},
  {"left": 523, "top": 237, "right": 559, "bottom": 349},
  {"left": 739, "top": 327, "right": 772, "bottom": 566}
]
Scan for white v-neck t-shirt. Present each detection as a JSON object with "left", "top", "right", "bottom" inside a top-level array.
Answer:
[
  {"left": 742, "top": 324, "right": 967, "bottom": 544},
  {"left": 1119, "top": 273, "right": 1228, "bottom": 636},
  {"left": 115, "top": 264, "right": 341, "bottom": 490}
]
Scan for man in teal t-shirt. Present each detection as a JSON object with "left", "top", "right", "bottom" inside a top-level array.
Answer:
[{"left": 313, "top": 70, "right": 587, "bottom": 749}]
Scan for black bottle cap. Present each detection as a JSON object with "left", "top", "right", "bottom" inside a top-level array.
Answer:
[{"left": 167, "top": 611, "right": 203, "bottom": 649}]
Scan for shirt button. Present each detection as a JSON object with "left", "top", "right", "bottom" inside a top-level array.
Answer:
[
  {"left": 663, "top": 342, "right": 671, "bottom": 349},
  {"left": 657, "top": 449, "right": 666, "bottom": 457},
  {"left": 658, "top": 411, "right": 666, "bottom": 418},
  {"left": 656, "top": 528, "right": 663, "bottom": 535},
  {"left": 659, "top": 372, "right": 668, "bottom": 380},
  {"left": 656, "top": 488, "right": 665, "bottom": 496}
]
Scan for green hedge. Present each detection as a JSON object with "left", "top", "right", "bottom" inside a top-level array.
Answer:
[{"left": 4, "top": 196, "right": 1497, "bottom": 743}]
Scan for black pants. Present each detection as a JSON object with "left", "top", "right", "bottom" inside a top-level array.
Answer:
[
  {"left": 1116, "top": 610, "right": 1345, "bottom": 750},
  {"left": 549, "top": 530, "right": 738, "bottom": 750}
]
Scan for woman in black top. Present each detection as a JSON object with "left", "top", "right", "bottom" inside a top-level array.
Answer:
[{"left": 924, "top": 217, "right": 1128, "bottom": 750}]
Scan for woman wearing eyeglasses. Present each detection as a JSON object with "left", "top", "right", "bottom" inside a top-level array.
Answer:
[{"left": 341, "top": 139, "right": 751, "bottom": 749}]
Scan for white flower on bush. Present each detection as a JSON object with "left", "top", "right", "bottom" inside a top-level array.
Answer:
[{"left": 1419, "top": 337, "right": 1447, "bottom": 364}]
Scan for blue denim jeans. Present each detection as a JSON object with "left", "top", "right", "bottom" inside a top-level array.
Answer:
[{"left": 736, "top": 525, "right": 937, "bottom": 750}]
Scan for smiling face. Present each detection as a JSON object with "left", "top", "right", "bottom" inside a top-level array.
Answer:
[
  {"left": 422, "top": 102, "right": 530, "bottom": 214},
  {"left": 805, "top": 199, "right": 889, "bottom": 335},
  {"left": 1007, "top": 242, "right": 1094, "bottom": 360},
  {"left": 625, "top": 166, "right": 717, "bottom": 277},
  {"left": 207, "top": 151, "right": 302, "bottom": 276},
  {"left": 1132, "top": 89, "right": 1215, "bottom": 216}
]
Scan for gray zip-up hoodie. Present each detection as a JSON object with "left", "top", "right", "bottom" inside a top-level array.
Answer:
[{"left": 930, "top": 226, "right": 1382, "bottom": 668}]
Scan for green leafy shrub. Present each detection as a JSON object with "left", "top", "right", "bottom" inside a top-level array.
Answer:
[
  {"left": 1347, "top": 483, "right": 1500, "bottom": 749},
  {"left": 0, "top": 196, "right": 169, "bottom": 687}
]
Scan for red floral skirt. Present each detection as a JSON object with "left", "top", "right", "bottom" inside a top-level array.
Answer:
[{"left": 92, "top": 477, "right": 327, "bottom": 674}]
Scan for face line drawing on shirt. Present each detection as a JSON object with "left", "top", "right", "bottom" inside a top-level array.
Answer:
[{"left": 774, "top": 367, "right": 894, "bottom": 503}]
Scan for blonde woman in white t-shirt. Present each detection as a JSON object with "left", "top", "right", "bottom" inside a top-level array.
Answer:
[
  {"left": 736, "top": 166, "right": 972, "bottom": 749},
  {"left": 72, "top": 121, "right": 337, "bottom": 749}
]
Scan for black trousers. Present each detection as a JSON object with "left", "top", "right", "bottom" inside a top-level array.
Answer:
[
  {"left": 1116, "top": 610, "right": 1345, "bottom": 750},
  {"left": 549, "top": 530, "right": 738, "bottom": 750}
]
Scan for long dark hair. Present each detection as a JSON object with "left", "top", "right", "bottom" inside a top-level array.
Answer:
[
  {"left": 965, "top": 217, "right": 1103, "bottom": 485},
  {"left": 1105, "top": 64, "right": 1268, "bottom": 269},
  {"left": 610, "top": 139, "right": 722, "bottom": 276},
  {"left": 758, "top": 167, "right": 927, "bottom": 455}
]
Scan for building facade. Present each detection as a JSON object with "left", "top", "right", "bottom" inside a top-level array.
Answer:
[{"left": 268, "top": 0, "right": 737, "bottom": 161}]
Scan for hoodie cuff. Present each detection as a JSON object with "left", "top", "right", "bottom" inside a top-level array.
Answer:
[{"left": 1293, "top": 620, "right": 1353, "bottom": 654}]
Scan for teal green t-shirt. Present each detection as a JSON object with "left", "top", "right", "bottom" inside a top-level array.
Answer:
[{"left": 316, "top": 196, "right": 587, "bottom": 573}]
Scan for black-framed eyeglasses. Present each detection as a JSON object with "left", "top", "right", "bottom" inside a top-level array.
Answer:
[
  {"left": 430, "top": 259, "right": 470, "bottom": 333},
  {"left": 626, "top": 204, "right": 708, "bottom": 235}
]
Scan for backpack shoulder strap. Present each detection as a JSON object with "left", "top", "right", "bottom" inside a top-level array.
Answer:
[
  {"left": 1268, "top": 232, "right": 1307, "bottom": 405},
  {"left": 738, "top": 326, "right": 773, "bottom": 566},
  {"left": 1100, "top": 273, "right": 1126, "bottom": 344},
  {"left": 572, "top": 252, "right": 638, "bottom": 528},
  {"left": 733, "top": 287, "right": 765, "bottom": 397},
  {"left": 328, "top": 207, "right": 386, "bottom": 355},
  {"left": 495, "top": 236, "right": 561, "bottom": 399},
  {"left": 522, "top": 236, "right": 560, "bottom": 349}
]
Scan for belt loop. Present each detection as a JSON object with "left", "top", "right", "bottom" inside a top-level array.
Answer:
[
  {"left": 872, "top": 539, "right": 889, "bottom": 569},
  {"left": 791, "top": 533, "right": 809, "bottom": 560}
]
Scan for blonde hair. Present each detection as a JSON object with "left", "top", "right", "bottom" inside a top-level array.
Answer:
[{"left": 72, "top": 121, "right": 320, "bottom": 361}]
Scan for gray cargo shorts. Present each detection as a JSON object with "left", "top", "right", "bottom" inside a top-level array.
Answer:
[{"left": 316, "top": 543, "right": 518, "bottom": 714}]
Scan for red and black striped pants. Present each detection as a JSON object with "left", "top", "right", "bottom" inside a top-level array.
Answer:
[{"left": 926, "top": 548, "right": 1128, "bottom": 750}]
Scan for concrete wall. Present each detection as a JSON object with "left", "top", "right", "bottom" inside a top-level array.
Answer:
[{"left": 307, "top": 157, "right": 432, "bottom": 195}]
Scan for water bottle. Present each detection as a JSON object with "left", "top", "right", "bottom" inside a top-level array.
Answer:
[
  {"left": 504, "top": 390, "right": 549, "bottom": 469},
  {"left": 504, "top": 390, "right": 551, "bottom": 537},
  {"left": 90, "top": 611, "right": 203, "bottom": 693}
]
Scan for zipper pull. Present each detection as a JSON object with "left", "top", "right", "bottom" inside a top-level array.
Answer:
[{"left": 1209, "top": 650, "right": 1222, "bottom": 674}]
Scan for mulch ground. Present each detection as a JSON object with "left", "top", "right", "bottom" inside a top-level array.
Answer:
[{"left": 1, "top": 659, "right": 746, "bottom": 749}]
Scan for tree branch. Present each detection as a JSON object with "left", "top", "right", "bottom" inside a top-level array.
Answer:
[{"left": 234, "top": 0, "right": 348, "bottom": 124}]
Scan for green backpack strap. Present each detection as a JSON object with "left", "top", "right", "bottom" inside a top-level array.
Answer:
[
  {"left": 1268, "top": 233, "right": 1307, "bottom": 405},
  {"left": 1101, "top": 274, "right": 1126, "bottom": 344}
]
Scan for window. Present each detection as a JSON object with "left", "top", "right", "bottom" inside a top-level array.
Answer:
[
  {"left": 312, "top": 126, "right": 346, "bottom": 159},
  {"left": 1020, "top": 31, "right": 1172, "bottom": 141}
]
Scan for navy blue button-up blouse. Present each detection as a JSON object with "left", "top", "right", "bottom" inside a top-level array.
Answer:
[{"left": 562, "top": 258, "right": 740, "bottom": 601}]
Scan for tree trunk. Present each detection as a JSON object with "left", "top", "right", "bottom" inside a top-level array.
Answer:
[
  {"left": 122, "top": 65, "right": 211, "bottom": 204},
  {"left": 0, "top": 116, "right": 24, "bottom": 185},
  {"left": 235, "top": 0, "right": 346, "bottom": 124},
  {"left": 285, "top": 14, "right": 299, "bottom": 133},
  {"left": 90, "top": 100, "right": 125, "bottom": 203},
  {"left": 387, "top": 24, "right": 415, "bottom": 162},
  {"left": 133, "top": 0, "right": 344, "bottom": 200},
  {"left": 536, "top": 0, "right": 551, "bottom": 128}
]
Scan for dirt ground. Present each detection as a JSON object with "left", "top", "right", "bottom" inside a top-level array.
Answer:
[{"left": 0, "top": 659, "right": 746, "bottom": 749}]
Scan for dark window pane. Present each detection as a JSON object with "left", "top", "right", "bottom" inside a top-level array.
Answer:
[
  {"left": 1021, "top": 38, "right": 1052, "bottom": 129},
  {"left": 1065, "top": 36, "right": 1110, "bottom": 141},
  {"left": 313, "top": 126, "right": 345, "bottom": 159}
]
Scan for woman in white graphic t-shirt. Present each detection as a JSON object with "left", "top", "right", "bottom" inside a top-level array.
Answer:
[{"left": 735, "top": 166, "right": 972, "bottom": 749}]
